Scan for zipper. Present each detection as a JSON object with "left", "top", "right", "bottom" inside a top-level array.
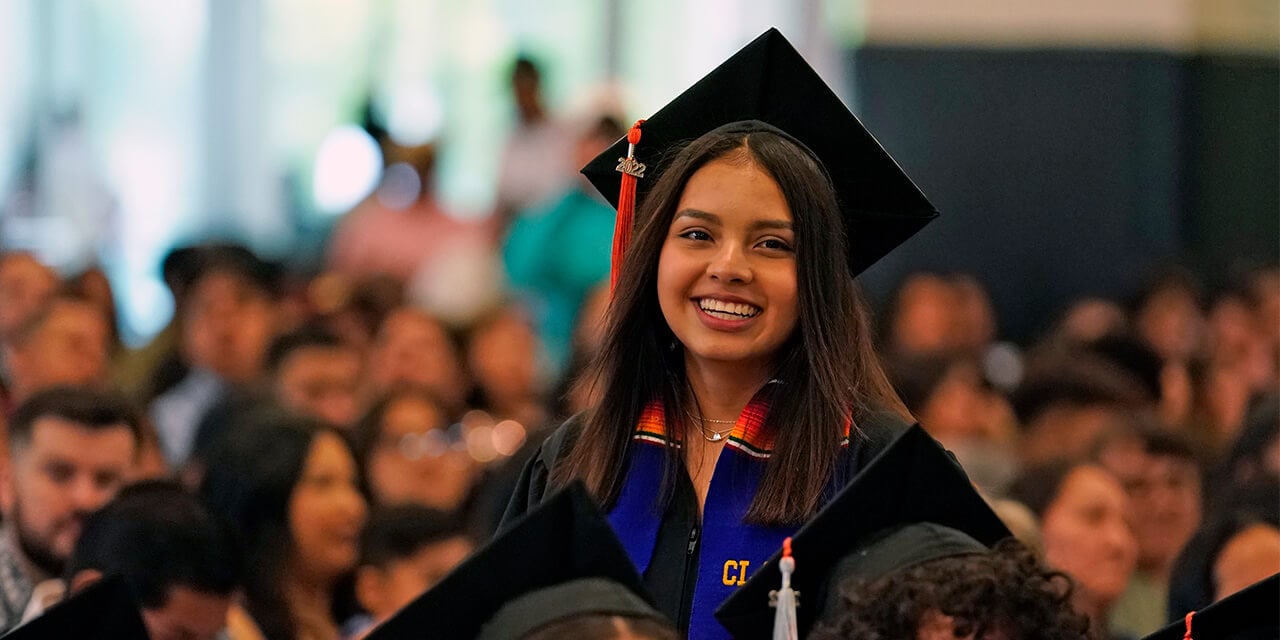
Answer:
[
  {"left": 686, "top": 526, "right": 700, "bottom": 555},
  {"left": 677, "top": 524, "right": 700, "bottom": 631}
]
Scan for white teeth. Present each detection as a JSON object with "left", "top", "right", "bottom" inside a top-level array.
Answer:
[{"left": 698, "top": 298, "right": 760, "bottom": 318}]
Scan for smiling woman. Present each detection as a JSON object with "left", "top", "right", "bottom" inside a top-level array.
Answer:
[{"left": 501, "top": 29, "right": 944, "bottom": 639}]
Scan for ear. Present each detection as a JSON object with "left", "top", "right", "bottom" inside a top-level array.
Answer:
[
  {"left": 354, "top": 566, "right": 385, "bottom": 618},
  {"left": 70, "top": 569, "right": 103, "bottom": 594}
]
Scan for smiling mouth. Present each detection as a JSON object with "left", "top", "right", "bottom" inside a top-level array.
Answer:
[{"left": 697, "top": 298, "right": 761, "bottom": 320}]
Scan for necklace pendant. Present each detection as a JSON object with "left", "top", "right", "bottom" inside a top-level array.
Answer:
[{"left": 710, "top": 432, "right": 723, "bottom": 442}]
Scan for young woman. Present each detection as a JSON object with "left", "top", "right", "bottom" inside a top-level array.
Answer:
[
  {"left": 503, "top": 30, "right": 939, "bottom": 638},
  {"left": 200, "top": 408, "right": 368, "bottom": 640}
]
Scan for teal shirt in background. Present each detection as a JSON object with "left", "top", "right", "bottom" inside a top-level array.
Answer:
[{"left": 502, "top": 187, "right": 614, "bottom": 374}]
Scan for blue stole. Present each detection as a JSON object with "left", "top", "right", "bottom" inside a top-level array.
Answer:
[{"left": 607, "top": 400, "right": 844, "bottom": 639}]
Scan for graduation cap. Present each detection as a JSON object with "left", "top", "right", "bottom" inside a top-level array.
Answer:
[
  {"left": 582, "top": 27, "right": 938, "bottom": 291},
  {"left": 714, "top": 425, "right": 1012, "bottom": 639},
  {"left": 1145, "top": 574, "right": 1278, "bottom": 640},
  {"left": 0, "top": 576, "right": 148, "bottom": 640},
  {"left": 366, "top": 482, "right": 669, "bottom": 640}
]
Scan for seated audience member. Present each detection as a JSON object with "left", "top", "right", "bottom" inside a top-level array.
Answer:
[
  {"left": 464, "top": 306, "right": 549, "bottom": 429},
  {"left": 1128, "top": 269, "right": 1205, "bottom": 366},
  {"left": 351, "top": 505, "right": 474, "bottom": 634},
  {"left": 1013, "top": 349, "right": 1153, "bottom": 465},
  {"left": 150, "top": 245, "right": 280, "bottom": 467},
  {"left": 266, "top": 325, "right": 363, "bottom": 429},
  {"left": 0, "top": 252, "right": 58, "bottom": 342},
  {"left": 1, "top": 292, "right": 113, "bottom": 406},
  {"left": 1167, "top": 481, "right": 1280, "bottom": 620},
  {"left": 1009, "top": 461, "right": 1138, "bottom": 639},
  {"left": 1052, "top": 298, "right": 1129, "bottom": 345},
  {"left": 354, "top": 388, "right": 479, "bottom": 513},
  {"left": 66, "top": 480, "right": 239, "bottom": 640},
  {"left": 0, "top": 387, "right": 142, "bottom": 632},
  {"left": 366, "top": 483, "right": 676, "bottom": 640},
  {"left": 365, "top": 306, "right": 469, "bottom": 416},
  {"left": 1207, "top": 394, "right": 1279, "bottom": 499},
  {"left": 1094, "top": 420, "right": 1203, "bottom": 637},
  {"left": 882, "top": 272, "right": 958, "bottom": 356},
  {"left": 199, "top": 408, "right": 367, "bottom": 640}
]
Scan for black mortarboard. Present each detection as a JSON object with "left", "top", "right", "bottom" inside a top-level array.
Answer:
[
  {"left": 1143, "top": 574, "right": 1278, "bottom": 640},
  {"left": 366, "top": 482, "right": 669, "bottom": 640},
  {"left": 582, "top": 27, "right": 937, "bottom": 280},
  {"left": 714, "top": 425, "right": 1012, "bottom": 639},
  {"left": 0, "top": 576, "right": 148, "bottom": 639}
]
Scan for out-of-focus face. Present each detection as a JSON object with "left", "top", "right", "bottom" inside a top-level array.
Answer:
[
  {"left": 5, "top": 299, "right": 111, "bottom": 401},
  {"left": 1058, "top": 298, "right": 1127, "bottom": 344},
  {"left": 275, "top": 345, "right": 363, "bottom": 428},
  {"left": 367, "top": 309, "right": 466, "bottom": 410},
  {"left": 0, "top": 254, "right": 57, "bottom": 337},
  {"left": 1021, "top": 405, "right": 1124, "bottom": 466},
  {"left": 1213, "top": 523, "right": 1280, "bottom": 601},
  {"left": 1109, "top": 452, "right": 1201, "bottom": 574},
  {"left": 288, "top": 432, "right": 367, "bottom": 583},
  {"left": 891, "top": 275, "right": 956, "bottom": 355},
  {"left": 467, "top": 313, "right": 540, "bottom": 408},
  {"left": 1135, "top": 287, "right": 1203, "bottom": 363},
  {"left": 141, "top": 586, "right": 233, "bottom": 640},
  {"left": 182, "top": 271, "right": 275, "bottom": 384},
  {"left": 366, "top": 394, "right": 478, "bottom": 511},
  {"left": 2, "top": 417, "right": 136, "bottom": 572},
  {"left": 359, "top": 536, "right": 474, "bottom": 620},
  {"left": 918, "top": 362, "right": 990, "bottom": 445},
  {"left": 657, "top": 157, "right": 798, "bottom": 380},
  {"left": 1039, "top": 466, "right": 1137, "bottom": 612}
]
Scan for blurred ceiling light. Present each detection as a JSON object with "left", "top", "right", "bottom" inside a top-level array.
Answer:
[
  {"left": 312, "top": 124, "right": 382, "bottom": 214},
  {"left": 382, "top": 86, "right": 444, "bottom": 147}
]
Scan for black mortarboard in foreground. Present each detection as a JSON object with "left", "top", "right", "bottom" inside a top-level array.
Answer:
[
  {"left": 366, "top": 482, "right": 668, "bottom": 640},
  {"left": 715, "top": 425, "right": 1012, "bottom": 639},
  {"left": 0, "top": 576, "right": 148, "bottom": 639},
  {"left": 1143, "top": 574, "right": 1278, "bottom": 640},
  {"left": 582, "top": 27, "right": 938, "bottom": 279}
]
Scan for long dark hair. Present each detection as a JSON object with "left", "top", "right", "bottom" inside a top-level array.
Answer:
[
  {"left": 198, "top": 407, "right": 358, "bottom": 639},
  {"left": 552, "top": 125, "right": 907, "bottom": 525}
]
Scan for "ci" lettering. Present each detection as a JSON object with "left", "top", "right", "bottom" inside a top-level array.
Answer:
[{"left": 722, "top": 560, "right": 751, "bottom": 586}]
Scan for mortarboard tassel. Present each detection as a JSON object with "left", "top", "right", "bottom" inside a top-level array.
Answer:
[
  {"left": 769, "top": 537, "right": 800, "bottom": 640},
  {"left": 1182, "top": 611, "right": 1195, "bottom": 640},
  {"left": 610, "top": 120, "right": 646, "bottom": 296}
]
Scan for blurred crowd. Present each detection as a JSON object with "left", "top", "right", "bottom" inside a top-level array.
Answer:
[{"left": 0, "top": 57, "right": 1275, "bottom": 640}]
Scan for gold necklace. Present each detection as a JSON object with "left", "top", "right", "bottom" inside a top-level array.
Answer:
[{"left": 685, "top": 410, "right": 736, "bottom": 442}]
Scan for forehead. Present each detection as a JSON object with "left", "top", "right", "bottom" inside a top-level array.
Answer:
[
  {"left": 676, "top": 158, "right": 792, "bottom": 222},
  {"left": 22, "top": 415, "right": 136, "bottom": 456}
]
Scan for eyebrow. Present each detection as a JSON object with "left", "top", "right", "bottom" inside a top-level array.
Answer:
[{"left": 673, "top": 209, "right": 793, "bottom": 232}]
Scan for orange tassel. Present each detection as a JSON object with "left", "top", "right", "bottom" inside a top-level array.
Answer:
[
  {"left": 610, "top": 120, "right": 646, "bottom": 296},
  {"left": 1183, "top": 611, "right": 1195, "bottom": 640}
]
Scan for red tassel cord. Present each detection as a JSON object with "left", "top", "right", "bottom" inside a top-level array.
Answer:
[
  {"left": 610, "top": 120, "right": 646, "bottom": 296},
  {"left": 1183, "top": 611, "right": 1195, "bottom": 640}
]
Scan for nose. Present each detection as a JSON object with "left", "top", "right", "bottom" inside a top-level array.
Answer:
[
  {"left": 707, "top": 242, "right": 752, "bottom": 284},
  {"left": 71, "top": 476, "right": 113, "bottom": 513}
]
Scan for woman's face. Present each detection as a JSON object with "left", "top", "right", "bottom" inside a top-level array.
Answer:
[
  {"left": 289, "top": 432, "right": 368, "bottom": 582},
  {"left": 656, "top": 156, "right": 798, "bottom": 378},
  {"left": 1040, "top": 465, "right": 1137, "bottom": 611},
  {"left": 367, "top": 395, "right": 478, "bottom": 511}
]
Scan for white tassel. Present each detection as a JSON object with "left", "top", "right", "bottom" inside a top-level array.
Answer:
[{"left": 770, "top": 537, "right": 800, "bottom": 640}]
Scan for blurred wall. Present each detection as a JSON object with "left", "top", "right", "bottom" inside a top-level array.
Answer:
[{"left": 852, "top": 0, "right": 1279, "bottom": 342}]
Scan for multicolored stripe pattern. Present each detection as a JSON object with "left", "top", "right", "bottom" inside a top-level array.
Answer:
[{"left": 632, "top": 392, "right": 853, "bottom": 458}]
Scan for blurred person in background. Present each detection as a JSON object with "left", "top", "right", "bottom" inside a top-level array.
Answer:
[
  {"left": 1129, "top": 270, "right": 1205, "bottom": 366},
  {"left": 65, "top": 480, "right": 240, "bottom": 640},
  {"left": 1094, "top": 419, "right": 1203, "bottom": 637},
  {"left": 365, "top": 306, "right": 469, "bottom": 417},
  {"left": 883, "top": 272, "right": 957, "bottom": 356},
  {"left": 0, "top": 387, "right": 142, "bottom": 632},
  {"left": 353, "top": 388, "right": 479, "bottom": 515},
  {"left": 493, "top": 56, "right": 575, "bottom": 227},
  {"left": 200, "top": 408, "right": 367, "bottom": 640},
  {"left": 1207, "top": 394, "right": 1279, "bottom": 500},
  {"left": 1013, "top": 350, "right": 1153, "bottom": 466},
  {"left": 266, "top": 325, "right": 364, "bottom": 430},
  {"left": 150, "top": 246, "right": 280, "bottom": 468},
  {"left": 329, "top": 138, "right": 491, "bottom": 286},
  {"left": 1052, "top": 298, "right": 1129, "bottom": 345},
  {"left": 886, "top": 350, "right": 1020, "bottom": 494},
  {"left": 1009, "top": 461, "right": 1138, "bottom": 638},
  {"left": 308, "top": 272, "right": 404, "bottom": 355},
  {"left": 350, "top": 505, "right": 474, "bottom": 636},
  {"left": 463, "top": 305, "right": 549, "bottom": 429},
  {"left": 502, "top": 115, "right": 624, "bottom": 373},
  {"left": 1167, "top": 484, "right": 1280, "bottom": 622},
  {"left": 0, "top": 252, "right": 58, "bottom": 346},
  {"left": 0, "top": 291, "right": 114, "bottom": 407}
]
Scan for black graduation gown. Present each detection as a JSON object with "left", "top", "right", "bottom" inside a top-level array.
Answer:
[{"left": 499, "top": 408, "right": 913, "bottom": 633}]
